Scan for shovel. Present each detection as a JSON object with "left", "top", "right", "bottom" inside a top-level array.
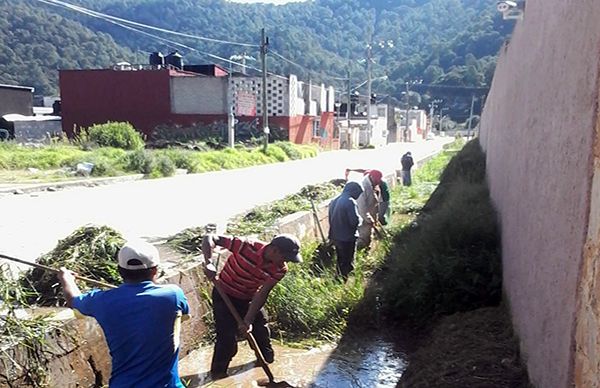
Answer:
[
  {"left": 209, "top": 279, "right": 293, "bottom": 387},
  {"left": 0, "top": 252, "right": 117, "bottom": 289},
  {"left": 309, "top": 199, "right": 334, "bottom": 270}
]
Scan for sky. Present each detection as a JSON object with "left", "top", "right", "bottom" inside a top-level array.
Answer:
[{"left": 227, "top": 0, "right": 308, "bottom": 4}]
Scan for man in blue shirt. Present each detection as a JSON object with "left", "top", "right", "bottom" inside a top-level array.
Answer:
[{"left": 58, "top": 240, "right": 189, "bottom": 388}]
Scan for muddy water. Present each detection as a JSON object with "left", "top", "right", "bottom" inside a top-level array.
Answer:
[{"left": 178, "top": 332, "right": 407, "bottom": 387}]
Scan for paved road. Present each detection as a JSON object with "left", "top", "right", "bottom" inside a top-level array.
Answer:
[{"left": 0, "top": 138, "right": 452, "bottom": 268}]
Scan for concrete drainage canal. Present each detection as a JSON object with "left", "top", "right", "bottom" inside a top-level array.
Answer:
[{"left": 178, "top": 331, "right": 408, "bottom": 387}]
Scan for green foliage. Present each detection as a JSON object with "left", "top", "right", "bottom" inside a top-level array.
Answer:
[
  {"left": 22, "top": 226, "right": 125, "bottom": 306},
  {"left": 267, "top": 243, "right": 365, "bottom": 342},
  {"left": 0, "top": 1, "right": 134, "bottom": 95},
  {"left": 381, "top": 139, "right": 502, "bottom": 325},
  {"left": 0, "top": 141, "right": 317, "bottom": 181},
  {"left": 0, "top": 265, "right": 63, "bottom": 387},
  {"left": 125, "top": 149, "right": 155, "bottom": 174},
  {"left": 0, "top": 142, "right": 85, "bottom": 170},
  {"left": 154, "top": 155, "right": 176, "bottom": 178},
  {"left": 85, "top": 122, "right": 145, "bottom": 150},
  {"left": 2, "top": 0, "right": 510, "bottom": 116},
  {"left": 227, "top": 181, "right": 343, "bottom": 237},
  {"left": 262, "top": 144, "right": 289, "bottom": 162}
]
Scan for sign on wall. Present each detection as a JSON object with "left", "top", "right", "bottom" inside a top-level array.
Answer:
[{"left": 236, "top": 92, "right": 257, "bottom": 116}]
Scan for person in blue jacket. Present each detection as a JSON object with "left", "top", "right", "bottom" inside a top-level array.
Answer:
[
  {"left": 58, "top": 240, "right": 189, "bottom": 388},
  {"left": 328, "top": 181, "right": 363, "bottom": 279}
]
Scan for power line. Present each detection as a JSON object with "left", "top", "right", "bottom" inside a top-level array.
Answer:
[
  {"left": 269, "top": 50, "right": 348, "bottom": 83},
  {"left": 34, "top": 0, "right": 259, "bottom": 48},
  {"left": 35, "top": 0, "right": 291, "bottom": 80}
]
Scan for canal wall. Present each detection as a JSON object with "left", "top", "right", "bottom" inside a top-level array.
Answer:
[{"left": 478, "top": 1, "right": 600, "bottom": 387}]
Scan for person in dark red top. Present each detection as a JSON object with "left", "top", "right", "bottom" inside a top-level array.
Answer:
[{"left": 201, "top": 233, "right": 302, "bottom": 380}]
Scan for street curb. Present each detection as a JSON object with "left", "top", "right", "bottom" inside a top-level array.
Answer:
[{"left": 0, "top": 174, "right": 145, "bottom": 195}]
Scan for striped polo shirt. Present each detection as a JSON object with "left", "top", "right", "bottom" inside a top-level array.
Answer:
[{"left": 216, "top": 236, "right": 288, "bottom": 300}]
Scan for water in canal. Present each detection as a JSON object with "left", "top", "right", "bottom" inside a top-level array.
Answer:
[{"left": 179, "top": 331, "right": 407, "bottom": 387}]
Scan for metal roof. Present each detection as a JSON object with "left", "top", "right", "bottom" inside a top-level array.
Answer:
[{"left": 0, "top": 84, "right": 34, "bottom": 92}]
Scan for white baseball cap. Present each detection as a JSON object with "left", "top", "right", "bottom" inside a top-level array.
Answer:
[{"left": 118, "top": 240, "right": 160, "bottom": 270}]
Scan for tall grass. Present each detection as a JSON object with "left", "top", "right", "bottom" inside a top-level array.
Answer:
[
  {"left": 0, "top": 141, "right": 318, "bottom": 180},
  {"left": 380, "top": 139, "right": 501, "bottom": 326}
]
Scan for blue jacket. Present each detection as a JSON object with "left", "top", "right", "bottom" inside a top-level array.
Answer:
[{"left": 328, "top": 181, "right": 363, "bottom": 242}]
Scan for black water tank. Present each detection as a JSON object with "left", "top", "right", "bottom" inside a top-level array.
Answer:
[
  {"left": 165, "top": 51, "right": 183, "bottom": 69},
  {"left": 149, "top": 51, "right": 164, "bottom": 67}
]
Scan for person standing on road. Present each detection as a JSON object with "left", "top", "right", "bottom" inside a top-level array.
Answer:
[
  {"left": 328, "top": 181, "right": 363, "bottom": 279},
  {"left": 58, "top": 240, "right": 190, "bottom": 388},
  {"left": 201, "top": 233, "right": 302, "bottom": 380},
  {"left": 401, "top": 152, "right": 414, "bottom": 186}
]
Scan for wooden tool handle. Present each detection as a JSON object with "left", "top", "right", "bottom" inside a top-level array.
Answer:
[{"left": 0, "top": 253, "right": 117, "bottom": 289}]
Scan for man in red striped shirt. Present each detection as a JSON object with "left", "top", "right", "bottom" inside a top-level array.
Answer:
[{"left": 201, "top": 233, "right": 302, "bottom": 380}]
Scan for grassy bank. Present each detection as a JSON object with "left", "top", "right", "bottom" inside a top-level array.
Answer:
[
  {"left": 376, "top": 139, "right": 501, "bottom": 326},
  {"left": 0, "top": 141, "right": 317, "bottom": 182}
]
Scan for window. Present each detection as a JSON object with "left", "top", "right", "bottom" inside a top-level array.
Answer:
[{"left": 312, "top": 120, "right": 320, "bottom": 138}]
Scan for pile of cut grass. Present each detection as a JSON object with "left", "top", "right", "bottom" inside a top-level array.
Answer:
[
  {"left": 22, "top": 226, "right": 124, "bottom": 306},
  {"left": 227, "top": 181, "right": 344, "bottom": 237}
]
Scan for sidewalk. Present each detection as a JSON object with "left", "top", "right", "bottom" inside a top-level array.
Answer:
[{"left": 0, "top": 174, "right": 144, "bottom": 195}]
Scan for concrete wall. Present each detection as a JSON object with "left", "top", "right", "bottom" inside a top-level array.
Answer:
[
  {"left": 0, "top": 87, "right": 33, "bottom": 116},
  {"left": 478, "top": 1, "right": 600, "bottom": 387},
  {"left": 170, "top": 77, "right": 227, "bottom": 114},
  {"left": 14, "top": 120, "right": 62, "bottom": 143}
]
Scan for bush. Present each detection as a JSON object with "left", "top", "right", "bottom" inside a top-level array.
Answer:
[
  {"left": 155, "top": 155, "right": 176, "bottom": 177},
  {"left": 125, "top": 149, "right": 155, "bottom": 174},
  {"left": 262, "top": 144, "right": 289, "bottom": 162},
  {"left": 273, "top": 141, "right": 302, "bottom": 159},
  {"left": 86, "top": 122, "right": 145, "bottom": 150}
]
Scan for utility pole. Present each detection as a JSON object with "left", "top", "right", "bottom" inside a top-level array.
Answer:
[
  {"left": 467, "top": 94, "right": 476, "bottom": 138},
  {"left": 428, "top": 102, "right": 435, "bottom": 137},
  {"left": 366, "top": 44, "right": 372, "bottom": 147},
  {"left": 260, "top": 28, "right": 269, "bottom": 152},
  {"left": 228, "top": 70, "right": 235, "bottom": 148},
  {"left": 347, "top": 68, "right": 352, "bottom": 150},
  {"left": 404, "top": 82, "right": 410, "bottom": 142}
]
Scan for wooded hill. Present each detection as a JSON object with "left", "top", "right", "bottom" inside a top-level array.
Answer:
[{"left": 2, "top": 0, "right": 513, "bottom": 119}]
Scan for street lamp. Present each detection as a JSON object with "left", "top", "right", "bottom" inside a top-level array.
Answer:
[
  {"left": 229, "top": 53, "right": 255, "bottom": 75},
  {"left": 439, "top": 107, "right": 449, "bottom": 132},
  {"left": 362, "top": 40, "right": 393, "bottom": 146},
  {"left": 402, "top": 80, "right": 422, "bottom": 142},
  {"left": 428, "top": 99, "right": 442, "bottom": 135}
]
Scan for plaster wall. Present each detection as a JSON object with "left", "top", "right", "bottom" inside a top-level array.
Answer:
[
  {"left": 479, "top": 1, "right": 600, "bottom": 387},
  {"left": 170, "top": 77, "right": 228, "bottom": 114}
]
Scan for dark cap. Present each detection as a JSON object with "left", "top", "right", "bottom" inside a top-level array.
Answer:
[{"left": 270, "top": 234, "right": 302, "bottom": 263}]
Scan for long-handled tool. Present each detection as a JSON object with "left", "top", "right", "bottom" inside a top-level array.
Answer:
[
  {"left": 0, "top": 253, "right": 117, "bottom": 289},
  {"left": 211, "top": 281, "right": 273, "bottom": 381},
  {"left": 210, "top": 279, "right": 291, "bottom": 387},
  {"left": 309, "top": 198, "right": 327, "bottom": 244},
  {"left": 309, "top": 199, "right": 334, "bottom": 271}
]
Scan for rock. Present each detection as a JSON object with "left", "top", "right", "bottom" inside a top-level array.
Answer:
[
  {"left": 46, "top": 187, "right": 57, "bottom": 192},
  {"left": 13, "top": 189, "right": 24, "bottom": 195},
  {"left": 27, "top": 167, "right": 40, "bottom": 173}
]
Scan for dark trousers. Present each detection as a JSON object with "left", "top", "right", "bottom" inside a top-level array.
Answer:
[
  {"left": 210, "top": 287, "right": 274, "bottom": 375},
  {"left": 333, "top": 239, "right": 357, "bottom": 279},
  {"left": 402, "top": 170, "right": 412, "bottom": 186}
]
